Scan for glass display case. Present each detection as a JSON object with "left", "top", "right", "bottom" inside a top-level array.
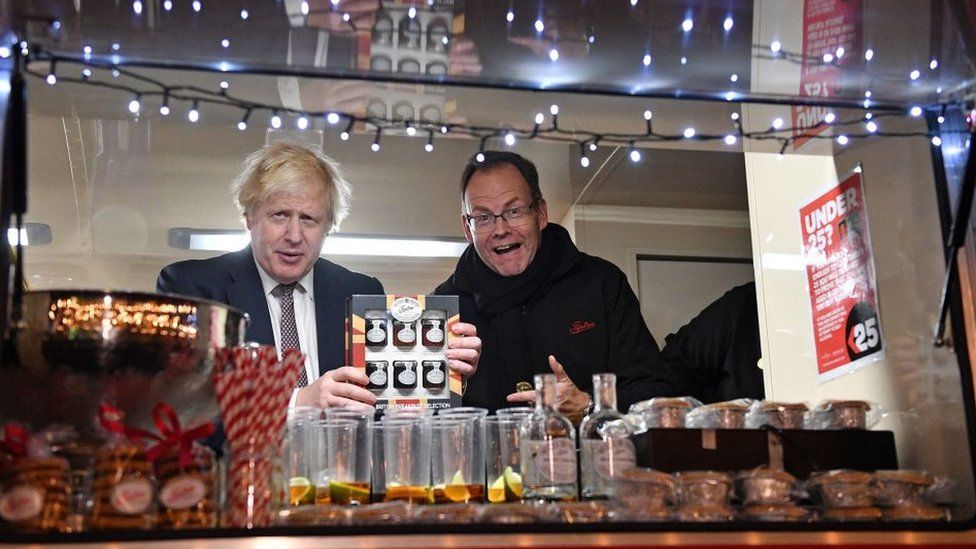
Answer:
[{"left": 1, "top": 0, "right": 975, "bottom": 546}]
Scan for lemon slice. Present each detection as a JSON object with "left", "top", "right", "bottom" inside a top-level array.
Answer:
[
  {"left": 288, "top": 476, "right": 314, "bottom": 505},
  {"left": 488, "top": 475, "right": 506, "bottom": 503},
  {"left": 330, "top": 481, "right": 369, "bottom": 505},
  {"left": 449, "top": 470, "right": 466, "bottom": 485},
  {"left": 442, "top": 470, "right": 470, "bottom": 502},
  {"left": 503, "top": 466, "right": 523, "bottom": 500}
]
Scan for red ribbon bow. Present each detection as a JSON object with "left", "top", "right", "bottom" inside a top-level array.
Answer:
[
  {"left": 98, "top": 403, "right": 160, "bottom": 447},
  {"left": 145, "top": 403, "right": 215, "bottom": 467},
  {"left": 0, "top": 423, "right": 28, "bottom": 457}
]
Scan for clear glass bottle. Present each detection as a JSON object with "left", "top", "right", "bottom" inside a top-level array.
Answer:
[
  {"left": 579, "top": 373, "right": 636, "bottom": 500},
  {"left": 519, "top": 374, "right": 578, "bottom": 501}
]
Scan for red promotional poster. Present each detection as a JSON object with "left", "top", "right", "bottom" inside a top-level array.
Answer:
[
  {"left": 800, "top": 167, "right": 884, "bottom": 381},
  {"left": 791, "top": 0, "right": 863, "bottom": 149}
]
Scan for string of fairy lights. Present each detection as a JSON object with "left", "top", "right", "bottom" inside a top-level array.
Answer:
[
  {"left": 63, "top": 0, "right": 953, "bottom": 93},
  {"left": 19, "top": 45, "right": 964, "bottom": 167},
  {"left": 9, "top": 0, "right": 970, "bottom": 166}
]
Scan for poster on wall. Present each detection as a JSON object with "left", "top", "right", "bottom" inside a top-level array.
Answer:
[
  {"left": 799, "top": 166, "right": 884, "bottom": 381},
  {"left": 791, "top": 0, "right": 863, "bottom": 149}
]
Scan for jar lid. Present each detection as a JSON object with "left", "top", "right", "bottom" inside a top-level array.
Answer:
[
  {"left": 737, "top": 467, "right": 796, "bottom": 483},
  {"left": 808, "top": 469, "right": 873, "bottom": 485},
  {"left": 701, "top": 400, "right": 750, "bottom": 412},
  {"left": 873, "top": 469, "right": 934, "bottom": 486},
  {"left": 818, "top": 399, "right": 870, "bottom": 411},
  {"left": 631, "top": 397, "right": 694, "bottom": 411},
  {"left": 760, "top": 401, "right": 809, "bottom": 412},
  {"left": 677, "top": 470, "right": 732, "bottom": 485},
  {"left": 618, "top": 467, "right": 675, "bottom": 487}
]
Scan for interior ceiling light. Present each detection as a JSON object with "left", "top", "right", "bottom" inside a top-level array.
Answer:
[{"left": 7, "top": 222, "right": 53, "bottom": 246}]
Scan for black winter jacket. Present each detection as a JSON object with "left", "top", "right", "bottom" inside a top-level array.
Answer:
[
  {"left": 434, "top": 223, "right": 680, "bottom": 413},
  {"left": 660, "top": 282, "right": 765, "bottom": 404}
]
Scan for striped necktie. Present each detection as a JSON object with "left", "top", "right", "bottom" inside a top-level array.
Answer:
[{"left": 275, "top": 282, "right": 307, "bottom": 387}]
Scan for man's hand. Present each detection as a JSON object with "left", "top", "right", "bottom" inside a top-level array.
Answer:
[
  {"left": 445, "top": 322, "right": 481, "bottom": 379},
  {"left": 448, "top": 37, "right": 484, "bottom": 76},
  {"left": 505, "top": 355, "right": 591, "bottom": 424},
  {"left": 295, "top": 366, "right": 377, "bottom": 410}
]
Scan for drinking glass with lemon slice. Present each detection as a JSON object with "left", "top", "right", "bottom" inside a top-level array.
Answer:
[
  {"left": 285, "top": 407, "right": 321, "bottom": 506},
  {"left": 376, "top": 418, "right": 433, "bottom": 503},
  {"left": 486, "top": 416, "right": 526, "bottom": 503},
  {"left": 323, "top": 407, "right": 374, "bottom": 505},
  {"left": 311, "top": 418, "right": 358, "bottom": 505},
  {"left": 430, "top": 416, "right": 486, "bottom": 503}
]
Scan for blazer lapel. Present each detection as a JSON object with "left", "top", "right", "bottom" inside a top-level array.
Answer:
[
  {"left": 313, "top": 260, "right": 333, "bottom": 375},
  {"left": 225, "top": 248, "right": 275, "bottom": 346}
]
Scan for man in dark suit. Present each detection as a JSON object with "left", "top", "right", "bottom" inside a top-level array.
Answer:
[{"left": 158, "top": 141, "right": 480, "bottom": 408}]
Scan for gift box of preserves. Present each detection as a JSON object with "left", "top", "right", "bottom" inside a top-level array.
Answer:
[{"left": 347, "top": 295, "right": 461, "bottom": 411}]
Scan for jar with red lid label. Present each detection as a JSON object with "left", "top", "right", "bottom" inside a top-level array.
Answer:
[
  {"left": 393, "top": 321, "right": 417, "bottom": 347},
  {"left": 422, "top": 319, "right": 445, "bottom": 347}
]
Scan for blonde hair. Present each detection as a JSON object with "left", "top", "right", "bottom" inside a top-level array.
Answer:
[{"left": 230, "top": 141, "right": 351, "bottom": 233}]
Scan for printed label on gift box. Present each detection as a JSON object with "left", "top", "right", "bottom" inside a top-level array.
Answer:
[
  {"left": 586, "top": 438, "right": 636, "bottom": 478},
  {"left": 0, "top": 485, "right": 43, "bottom": 522},
  {"left": 111, "top": 478, "right": 153, "bottom": 514},
  {"left": 160, "top": 475, "right": 207, "bottom": 510},
  {"left": 529, "top": 438, "right": 577, "bottom": 484},
  {"left": 390, "top": 297, "right": 423, "bottom": 322}
]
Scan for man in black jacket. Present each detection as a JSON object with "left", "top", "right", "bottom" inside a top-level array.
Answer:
[
  {"left": 435, "top": 151, "right": 679, "bottom": 421},
  {"left": 660, "top": 282, "right": 765, "bottom": 403}
]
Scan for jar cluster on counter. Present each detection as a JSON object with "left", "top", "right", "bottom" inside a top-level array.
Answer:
[
  {"left": 1, "top": 406, "right": 219, "bottom": 534},
  {"left": 271, "top": 465, "right": 950, "bottom": 526},
  {"left": 1, "top": 438, "right": 218, "bottom": 533},
  {"left": 628, "top": 397, "right": 877, "bottom": 431}
]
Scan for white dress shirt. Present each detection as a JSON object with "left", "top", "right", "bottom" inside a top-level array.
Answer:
[{"left": 254, "top": 259, "right": 319, "bottom": 406}]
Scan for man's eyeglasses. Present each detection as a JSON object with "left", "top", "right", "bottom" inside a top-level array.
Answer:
[{"left": 464, "top": 204, "right": 535, "bottom": 232}]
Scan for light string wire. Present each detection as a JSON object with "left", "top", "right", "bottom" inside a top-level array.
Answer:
[{"left": 22, "top": 44, "right": 968, "bottom": 158}]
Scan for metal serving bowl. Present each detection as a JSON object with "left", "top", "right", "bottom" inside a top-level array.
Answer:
[{"left": 0, "top": 290, "right": 248, "bottom": 438}]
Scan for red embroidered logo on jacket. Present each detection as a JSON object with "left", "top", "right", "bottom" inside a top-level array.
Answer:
[{"left": 570, "top": 320, "right": 597, "bottom": 335}]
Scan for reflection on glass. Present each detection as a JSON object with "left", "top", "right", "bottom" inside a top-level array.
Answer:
[
  {"left": 372, "top": 12, "right": 394, "bottom": 46},
  {"left": 426, "top": 62, "right": 447, "bottom": 76},
  {"left": 392, "top": 101, "right": 414, "bottom": 121},
  {"left": 370, "top": 55, "right": 392, "bottom": 72},
  {"left": 398, "top": 58, "right": 421, "bottom": 74}
]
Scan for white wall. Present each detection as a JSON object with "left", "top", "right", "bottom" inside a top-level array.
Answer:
[{"left": 571, "top": 205, "right": 754, "bottom": 342}]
